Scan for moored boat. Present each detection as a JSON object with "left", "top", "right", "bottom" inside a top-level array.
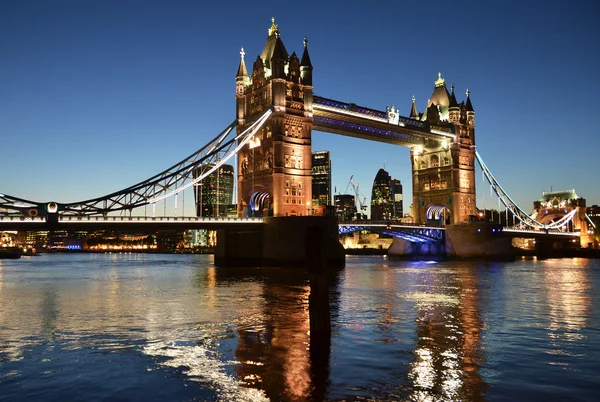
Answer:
[{"left": 0, "top": 247, "right": 22, "bottom": 259}]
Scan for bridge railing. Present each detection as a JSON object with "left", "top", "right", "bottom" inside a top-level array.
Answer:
[
  {"left": 58, "top": 216, "right": 263, "bottom": 223},
  {"left": 0, "top": 216, "right": 46, "bottom": 222},
  {"left": 503, "top": 227, "right": 579, "bottom": 236},
  {"left": 338, "top": 220, "right": 445, "bottom": 228}
]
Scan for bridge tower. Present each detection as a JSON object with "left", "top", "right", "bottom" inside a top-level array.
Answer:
[
  {"left": 411, "top": 75, "right": 477, "bottom": 225},
  {"left": 235, "top": 18, "right": 314, "bottom": 217}
]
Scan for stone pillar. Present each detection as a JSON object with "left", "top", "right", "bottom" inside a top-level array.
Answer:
[
  {"left": 445, "top": 223, "right": 514, "bottom": 260},
  {"left": 215, "top": 216, "right": 345, "bottom": 268}
]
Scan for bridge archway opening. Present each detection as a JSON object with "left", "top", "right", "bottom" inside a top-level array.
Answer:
[
  {"left": 248, "top": 188, "right": 272, "bottom": 217},
  {"left": 426, "top": 204, "right": 450, "bottom": 226}
]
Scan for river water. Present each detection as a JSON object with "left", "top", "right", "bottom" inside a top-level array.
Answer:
[{"left": 0, "top": 253, "right": 598, "bottom": 401}]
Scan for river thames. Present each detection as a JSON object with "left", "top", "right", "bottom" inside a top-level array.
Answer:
[{"left": 0, "top": 253, "right": 598, "bottom": 401}]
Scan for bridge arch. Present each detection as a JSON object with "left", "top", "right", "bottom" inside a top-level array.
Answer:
[
  {"left": 426, "top": 204, "right": 450, "bottom": 225},
  {"left": 248, "top": 187, "right": 272, "bottom": 217}
]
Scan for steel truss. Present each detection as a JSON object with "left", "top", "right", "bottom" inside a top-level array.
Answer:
[
  {"left": 0, "top": 109, "right": 272, "bottom": 217},
  {"left": 339, "top": 223, "right": 444, "bottom": 243},
  {"left": 475, "top": 150, "right": 577, "bottom": 231}
]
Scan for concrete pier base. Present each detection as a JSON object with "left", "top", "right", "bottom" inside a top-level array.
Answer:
[
  {"left": 387, "top": 238, "right": 445, "bottom": 259},
  {"left": 445, "top": 223, "right": 515, "bottom": 260},
  {"left": 215, "top": 216, "right": 345, "bottom": 268}
]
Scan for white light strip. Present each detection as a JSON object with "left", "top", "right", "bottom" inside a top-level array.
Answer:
[
  {"left": 504, "top": 228, "right": 579, "bottom": 236},
  {"left": 58, "top": 218, "right": 263, "bottom": 224},
  {"left": 586, "top": 213, "right": 596, "bottom": 229},
  {"left": 313, "top": 104, "right": 388, "bottom": 123},
  {"left": 315, "top": 103, "right": 456, "bottom": 139},
  {"left": 147, "top": 109, "right": 272, "bottom": 204},
  {"left": 430, "top": 129, "right": 456, "bottom": 139},
  {"left": 544, "top": 209, "right": 578, "bottom": 229}
]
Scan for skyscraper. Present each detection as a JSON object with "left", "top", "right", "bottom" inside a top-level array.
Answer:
[
  {"left": 371, "top": 168, "right": 403, "bottom": 221},
  {"left": 371, "top": 168, "right": 392, "bottom": 220},
  {"left": 194, "top": 164, "right": 234, "bottom": 217},
  {"left": 312, "top": 150, "right": 331, "bottom": 207},
  {"left": 391, "top": 179, "right": 403, "bottom": 219}
]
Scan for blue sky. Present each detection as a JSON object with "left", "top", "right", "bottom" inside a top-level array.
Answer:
[{"left": 1, "top": 0, "right": 599, "bottom": 216}]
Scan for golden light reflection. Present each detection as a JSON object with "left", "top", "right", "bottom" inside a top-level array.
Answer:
[
  {"left": 408, "top": 266, "right": 485, "bottom": 401},
  {"left": 234, "top": 278, "right": 313, "bottom": 401},
  {"left": 543, "top": 259, "right": 591, "bottom": 357}
]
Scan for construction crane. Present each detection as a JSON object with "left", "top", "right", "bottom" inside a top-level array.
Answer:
[{"left": 345, "top": 175, "right": 367, "bottom": 212}]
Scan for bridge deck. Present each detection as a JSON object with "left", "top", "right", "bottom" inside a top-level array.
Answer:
[{"left": 312, "top": 96, "right": 455, "bottom": 146}]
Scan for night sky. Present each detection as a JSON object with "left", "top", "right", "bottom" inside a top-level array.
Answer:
[{"left": 2, "top": 0, "right": 599, "bottom": 216}]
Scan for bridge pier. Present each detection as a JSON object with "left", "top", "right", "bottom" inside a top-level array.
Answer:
[
  {"left": 388, "top": 238, "right": 446, "bottom": 259},
  {"left": 445, "top": 222, "right": 515, "bottom": 260},
  {"left": 215, "top": 216, "right": 345, "bottom": 268}
]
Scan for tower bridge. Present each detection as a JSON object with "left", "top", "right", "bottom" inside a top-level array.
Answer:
[{"left": 0, "top": 18, "right": 594, "bottom": 263}]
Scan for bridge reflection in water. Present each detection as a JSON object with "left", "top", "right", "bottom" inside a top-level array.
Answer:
[{"left": 0, "top": 255, "right": 597, "bottom": 401}]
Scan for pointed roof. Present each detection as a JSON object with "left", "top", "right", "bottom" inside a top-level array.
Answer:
[
  {"left": 465, "top": 89, "right": 474, "bottom": 112},
  {"left": 410, "top": 95, "right": 419, "bottom": 118},
  {"left": 301, "top": 37, "right": 312, "bottom": 67},
  {"left": 260, "top": 17, "right": 288, "bottom": 68},
  {"left": 236, "top": 47, "right": 248, "bottom": 77},
  {"left": 272, "top": 33, "right": 288, "bottom": 60},
  {"left": 427, "top": 73, "right": 451, "bottom": 121},
  {"left": 449, "top": 84, "right": 458, "bottom": 108}
]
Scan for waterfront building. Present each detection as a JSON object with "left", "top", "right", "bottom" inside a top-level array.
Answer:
[
  {"left": 587, "top": 205, "right": 600, "bottom": 219},
  {"left": 335, "top": 194, "right": 357, "bottom": 221},
  {"left": 532, "top": 189, "right": 586, "bottom": 228},
  {"left": 194, "top": 163, "right": 234, "bottom": 217},
  {"left": 311, "top": 150, "right": 331, "bottom": 208}
]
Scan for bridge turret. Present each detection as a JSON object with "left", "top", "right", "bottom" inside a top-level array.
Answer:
[
  {"left": 270, "top": 30, "right": 288, "bottom": 79},
  {"left": 300, "top": 37, "right": 313, "bottom": 86},
  {"left": 235, "top": 48, "right": 250, "bottom": 123},
  {"left": 236, "top": 18, "right": 314, "bottom": 218},
  {"left": 448, "top": 84, "right": 460, "bottom": 123},
  {"left": 465, "top": 89, "right": 475, "bottom": 126},
  {"left": 411, "top": 73, "right": 477, "bottom": 225}
]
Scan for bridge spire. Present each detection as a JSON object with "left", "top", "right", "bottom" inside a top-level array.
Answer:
[
  {"left": 236, "top": 47, "right": 248, "bottom": 78},
  {"left": 435, "top": 72, "right": 445, "bottom": 87},
  {"left": 409, "top": 95, "right": 419, "bottom": 119},
  {"left": 465, "top": 89, "right": 474, "bottom": 112},
  {"left": 268, "top": 17, "right": 278, "bottom": 37},
  {"left": 300, "top": 36, "right": 313, "bottom": 85},
  {"left": 449, "top": 84, "right": 458, "bottom": 107}
]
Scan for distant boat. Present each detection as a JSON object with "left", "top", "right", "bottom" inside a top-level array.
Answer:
[{"left": 0, "top": 247, "right": 22, "bottom": 259}]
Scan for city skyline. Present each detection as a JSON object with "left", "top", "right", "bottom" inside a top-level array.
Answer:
[{"left": 2, "top": 1, "right": 599, "bottom": 216}]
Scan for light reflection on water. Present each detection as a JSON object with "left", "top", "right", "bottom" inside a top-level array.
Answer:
[{"left": 0, "top": 254, "right": 599, "bottom": 401}]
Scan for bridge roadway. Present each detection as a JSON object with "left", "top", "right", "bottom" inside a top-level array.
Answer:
[
  {"left": 0, "top": 216, "right": 580, "bottom": 242},
  {"left": 0, "top": 216, "right": 263, "bottom": 232}
]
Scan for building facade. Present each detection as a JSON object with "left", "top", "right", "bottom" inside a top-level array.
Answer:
[
  {"left": 311, "top": 150, "right": 331, "bottom": 208},
  {"left": 335, "top": 194, "right": 357, "bottom": 221}
]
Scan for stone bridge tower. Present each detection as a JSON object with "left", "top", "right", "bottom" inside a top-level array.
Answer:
[
  {"left": 235, "top": 18, "right": 314, "bottom": 217},
  {"left": 410, "top": 74, "right": 477, "bottom": 225}
]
